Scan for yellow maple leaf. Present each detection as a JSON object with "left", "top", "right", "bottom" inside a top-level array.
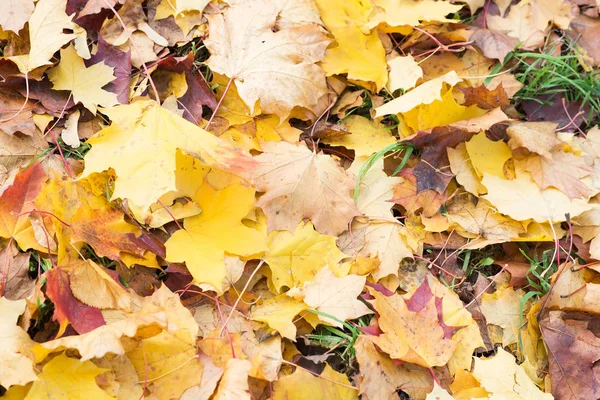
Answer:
[
  {"left": 265, "top": 221, "right": 346, "bottom": 292},
  {"left": 315, "top": 0, "right": 387, "bottom": 90},
  {"left": 205, "top": 0, "right": 330, "bottom": 120},
  {"left": 79, "top": 100, "right": 255, "bottom": 219},
  {"left": 47, "top": 45, "right": 118, "bottom": 114},
  {"left": 401, "top": 88, "right": 487, "bottom": 133},
  {"left": 387, "top": 55, "right": 423, "bottom": 92},
  {"left": 25, "top": 354, "right": 113, "bottom": 400},
  {"left": 126, "top": 330, "right": 203, "bottom": 400},
  {"left": 212, "top": 359, "right": 253, "bottom": 400},
  {"left": 251, "top": 294, "right": 306, "bottom": 340},
  {"left": 465, "top": 131, "right": 513, "bottom": 178},
  {"left": 322, "top": 116, "right": 395, "bottom": 158},
  {"left": 165, "top": 183, "right": 266, "bottom": 293},
  {"left": 472, "top": 347, "right": 553, "bottom": 399},
  {"left": 447, "top": 142, "right": 487, "bottom": 195},
  {"left": 273, "top": 364, "right": 358, "bottom": 400}
]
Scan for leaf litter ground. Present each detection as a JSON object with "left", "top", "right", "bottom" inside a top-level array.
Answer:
[{"left": 0, "top": 0, "right": 599, "bottom": 399}]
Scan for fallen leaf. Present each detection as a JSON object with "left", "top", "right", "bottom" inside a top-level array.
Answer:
[
  {"left": 387, "top": 55, "right": 423, "bottom": 92},
  {"left": 470, "top": 28, "right": 519, "bottom": 61},
  {"left": 472, "top": 347, "right": 553, "bottom": 399},
  {"left": 392, "top": 168, "right": 445, "bottom": 217},
  {"left": 354, "top": 335, "right": 432, "bottom": 400},
  {"left": 25, "top": 353, "right": 113, "bottom": 400},
  {"left": 253, "top": 141, "right": 359, "bottom": 236},
  {"left": 0, "top": 163, "right": 46, "bottom": 246},
  {"left": 315, "top": 0, "right": 387, "bottom": 90},
  {"left": 67, "top": 259, "right": 134, "bottom": 311},
  {"left": 322, "top": 115, "right": 395, "bottom": 158},
  {"left": 251, "top": 294, "right": 306, "bottom": 340},
  {"left": 480, "top": 285, "right": 526, "bottom": 347},
  {"left": 425, "top": 382, "right": 454, "bottom": 400},
  {"left": 70, "top": 205, "right": 145, "bottom": 261},
  {"left": 165, "top": 183, "right": 266, "bottom": 293},
  {"left": 482, "top": 173, "right": 595, "bottom": 222},
  {"left": 350, "top": 158, "right": 400, "bottom": 220},
  {"left": 516, "top": 151, "right": 592, "bottom": 199},
  {"left": 0, "top": 0, "right": 34, "bottom": 33},
  {"left": 45, "top": 267, "right": 106, "bottom": 335},
  {"left": 569, "top": 15, "right": 600, "bottom": 66},
  {"left": 375, "top": 71, "right": 462, "bottom": 117},
  {"left": 79, "top": 100, "right": 256, "bottom": 218},
  {"left": 126, "top": 329, "right": 203, "bottom": 399},
  {"left": 540, "top": 310, "right": 600, "bottom": 400},
  {"left": 212, "top": 359, "right": 252, "bottom": 400},
  {"left": 272, "top": 364, "right": 358, "bottom": 400},
  {"left": 291, "top": 267, "right": 371, "bottom": 327},
  {"left": 205, "top": 0, "right": 330, "bottom": 120},
  {"left": 0, "top": 242, "right": 33, "bottom": 300},
  {"left": 446, "top": 196, "right": 525, "bottom": 241},
  {"left": 342, "top": 220, "right": 414, "bottom": 281},
  {"left": 8, "top": 0, "right": 77, "bottom": 72},
  {"left": 0, "top": 297, "right": 37, "bottom": 389},
  {"left": 465, "top": 131, "right": 512, "bottom": 178},
  {"left": 371, "top": 279, "right": 464, "bottom": 368},
  {"left": 506, "top": 122, "right": 562, "bottom": 158},
  {"left": 264, "top": 221, "right": 345, "bottom": 292},
  {"left": 447, "top": 143, "right": 486, "bottom": 196},
  {"left": 461, "top": 83, "right": 510, "bottom": 109},
  {"left": 366, "top": 0, "right": 462, "bottom": 29},
  {"left": 47, "top": 45, "right": 119, "bottom": 114}
]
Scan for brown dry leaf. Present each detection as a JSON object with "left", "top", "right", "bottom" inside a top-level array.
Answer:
[
  {"left": 470, "top": 28, "right": 519, "bottom": 61},
  {"left": 391, "top": 168, "right": 445, "bottom": 217},
  {"left": 253, "top": 141, "right": 359, "bottom": 236},
  {"left": 507, "top": 122, "right": 562, "bottom": 158},
  {"left": 0, "top": 242, "right": 33, "bottom": 300},
  {"left": 205, "top": 0, "right": 330, "bottom": 120},
  {"left": 461, "top": 84, "right": 509, "bottom": 110},
  {"left": 446, "top": 196, "right": 525, "bottom": 242},
  {"left": 540, "top": 310, "right": 600, "bottom": 400}
]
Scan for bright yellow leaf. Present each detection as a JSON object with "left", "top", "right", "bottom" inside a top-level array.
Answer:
[
  {"left": 25, "top": 354, "right": 113, "bottom": 400},
  {"left": 401, "top": 89, "right": 487, "bottom": 133},
  {"left": 251, "top": 294, "right": 306, "bottom": 341},
  {"left": 165, "top": 183, "right": 266, "bottom": 293},
  {"left": 273, "top": 364, "right": 358, "bottom": 400},
  {"left": 366, "top": 0, "right": 462, "bottom": 29},
  {"left": 80, "top": 100, "right": 255, "bottom": 220},
  {"left": 264, "top": 221, "right": 346, "bottom": 292},
  {"left": 322, "top": 115, "right": 395, "bottom": 157},
  {"left": 375, "top": 71, "right": 462, "bottom": 117},
  {"left": 466, "top": 131, "right": 513, "bottom": 178},
  {"left": 315, "top": 0, "right": 387, "bottom": 90},
  {"left": 47, "top": 45, "right": 118, "bottom": 114},
  {"left": 126, "top": 330, "right": 203, "bottom": 400}
]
